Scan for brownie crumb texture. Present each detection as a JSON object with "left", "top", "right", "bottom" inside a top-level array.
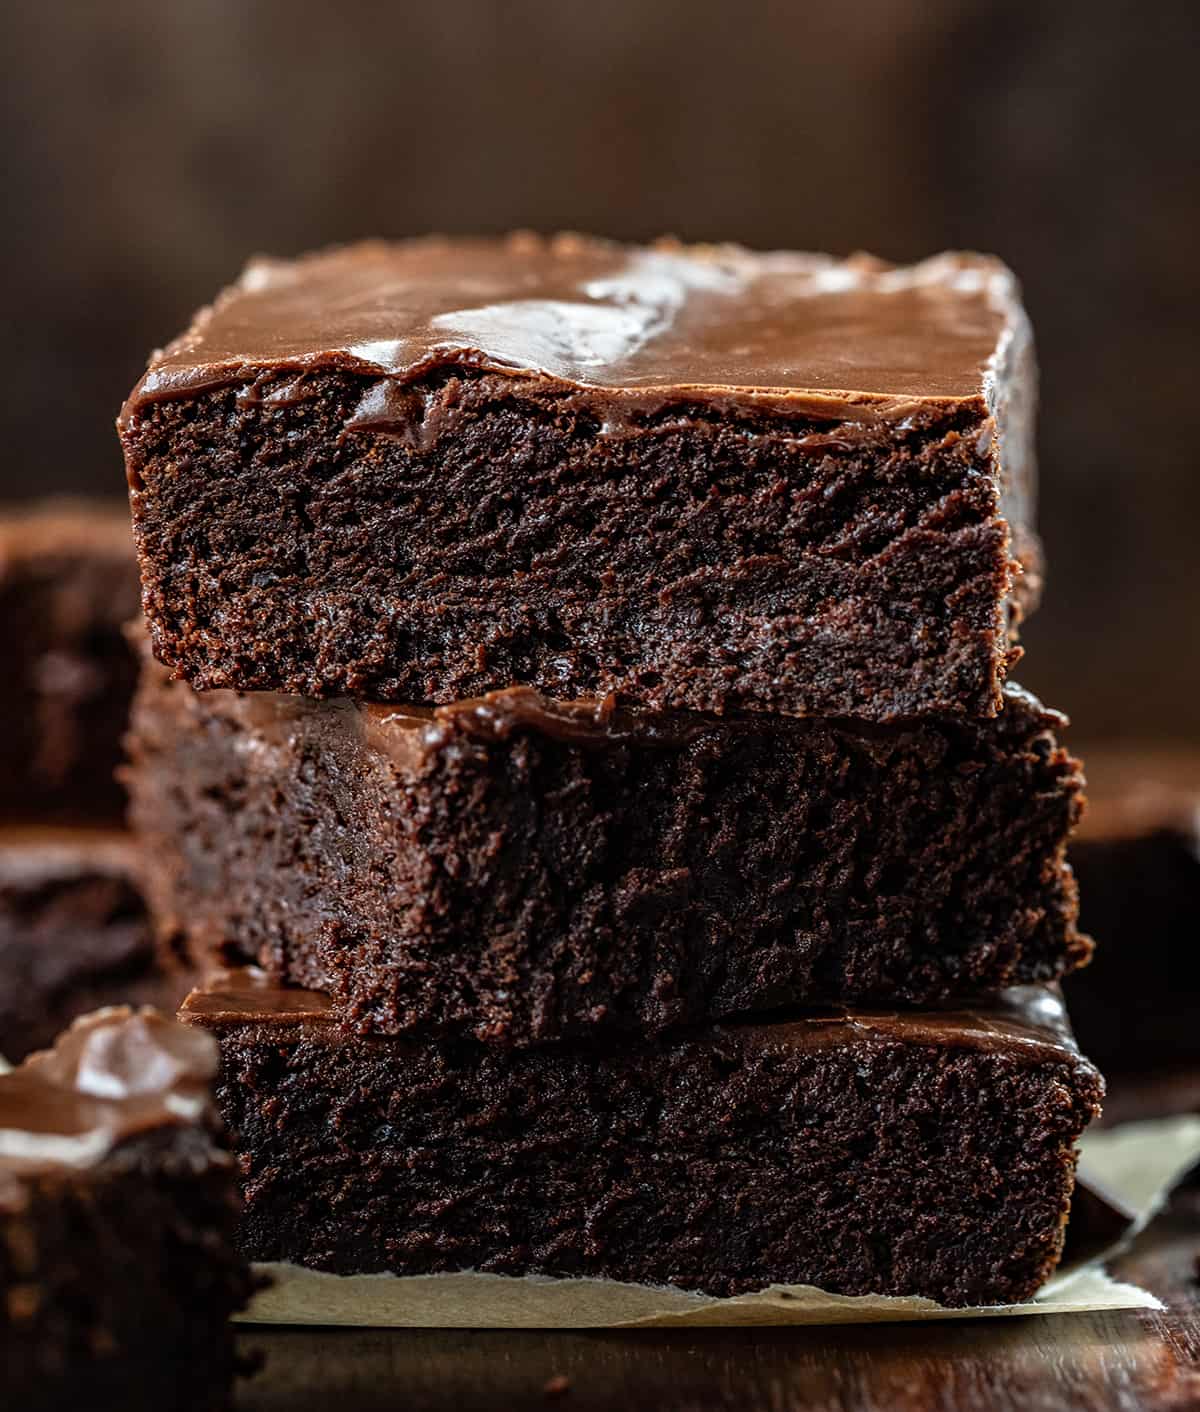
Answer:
[
  {"left": 120, "top": 238, "right": 1039, "bottom": 721},
  {"left": 0, "top": 501, "right": 140, "bottom": 826},
  {"left": 186, "top": 973, "right": 1102, "bottom": 1309},
  {"left": 126, "top": 664, "right": 1090, "bottom": 1044},
  {"left": 0, "top": 829, "right": 193, "bottom": 1062},
  {"left": 0, "top": 1008, "right": 254, "bottom": 1410}
]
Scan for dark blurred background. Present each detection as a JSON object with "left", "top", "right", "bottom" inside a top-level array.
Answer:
[{"left": 3, "top": 0, "right": 1197, "bottom": 740}]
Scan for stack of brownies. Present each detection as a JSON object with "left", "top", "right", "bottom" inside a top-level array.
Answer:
[{"left": 117, "top": 234, "right": 1102, "bottom": 1308}]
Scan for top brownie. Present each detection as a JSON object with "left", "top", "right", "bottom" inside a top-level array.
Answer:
[{"left": 119, "top": 235, "right": 1039, "bottom": 719}]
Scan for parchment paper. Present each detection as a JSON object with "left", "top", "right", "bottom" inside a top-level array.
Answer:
[{"left": 239, "top": 1115, "right": 1200, "bottom": 1328}]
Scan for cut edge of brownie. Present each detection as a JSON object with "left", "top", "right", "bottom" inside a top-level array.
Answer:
[
  {"left": 184, "top": 969, "right": 1103, "bottom": 1309},
  {"left": 0, "top": 501, "right": 140, "bottom": 826},
  {"left": 1066, "top": 753, "right": 1200, "bottom": 1078},
  {"left": 119, "top": 237, "right": 1038, "bottom": 722},
  {"left": 125, "top": 652, "right": 1092, "bottom": 1045},
  {"left": 0, "top": 1006, "right": 256, "bottom": 1408},
  {"left": 0, "top": 826, "right": 196, "bottom": 1062}
]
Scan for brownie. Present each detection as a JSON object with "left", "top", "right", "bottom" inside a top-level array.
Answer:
[
  {"left": 118, "top": 235, "right": 1040, "bottom": 722},
  {"left": 0, "top": 500, "right": 140, "bottom": 824},
  {"left": 184, "top": 970, "right": 1102, "bottom": 1308},
  {"left": 1, "top": 1007, "right": 255, "bottom": 1411},
  {"left": 1065, "top": 750, "right": 1200, "bottom": 1078},
  {"left": 0, "top": 827, "right": 195, "bottom": 1062},
  {"left": 125, "top": 655, "right": 1090, "bottom": 1043}
]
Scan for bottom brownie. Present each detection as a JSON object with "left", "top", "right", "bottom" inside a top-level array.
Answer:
[
  {"left": 1, "top": 1007, "right": 255, "bottom": 1411},
  {"left": 184, "top": 971, "right": 1102, "bottom": 1308},
  {"left": 0, "top": 828, "right": 195, "bottom": 1061}
]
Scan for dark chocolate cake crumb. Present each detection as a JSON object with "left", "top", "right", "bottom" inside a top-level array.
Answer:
[
  {"left": 127, "top": 657, "right": 1090, "bottom": 1045},
  {"left": 184, "top": 970, "right": 1102, "bottom": 1309},
  {"left": 0, "top": 828, "right": 194, "bottom": 1062},
  {"left": 0, "top": 502, "right": 140, "bottom": 825},
  {"left": 1, "top": 1007, "right": 255, "bottom": 1411},
  {"left": 119, "top": 236, "right": 1040, "bottom": 721}
]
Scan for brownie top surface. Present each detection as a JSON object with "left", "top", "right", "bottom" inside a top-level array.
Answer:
[
  {"left": 183, "top": 969, "right": 1090, "bottom": 1070},
  {"left": 0, "top": 1007, "right": 217, "bottom": 1188},
  {"left": 122, "top": 234, "right": 1024, "bottom": 420}
]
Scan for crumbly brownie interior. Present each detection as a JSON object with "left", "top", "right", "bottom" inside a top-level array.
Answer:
[
  {"left": 127, "top": 663, "right": 1090, "bottom": 1043},
  {"left": 0, "top": 504, "right": 139, "bottom": 824},
  {"left": 3, "top": 1128, "right": 248, "bottom": 1412},
  {"left": 189, "top": 977, "right": 1102, "bottom": 1307},
  {"left": 0, "top": 1009, "right": 254, "bottom": 1411},
  {"left": 0, "top": 830, "right": 190, "bottom": 1061},
  {"left": 126, "top": 368, "right": 1026, "bottom": 720}
]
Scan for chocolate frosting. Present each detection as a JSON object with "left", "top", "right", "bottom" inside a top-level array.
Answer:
[
  {"left": 163, "top": 681, "right": 719, "bottom": 769},
  {"left": 361, "top": 689, "right": 711, "bottom": 754},
  {"left": 183, "top": 969, "right": 1090, "bottom": 1070},
  {"left": 156, "top": 653, "right": 1063, "bottom": 768},
  {"left": 121, "top": 235, "right": 1026, "bottom": 426},
  {"left": 370, "top": 680, "right": 1063, "bottom": 754},
  {"left": 0, "top": 1007, "right": 218, "bottom": 1183}
]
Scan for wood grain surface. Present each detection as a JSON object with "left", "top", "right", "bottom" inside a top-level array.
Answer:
[{"left": 233, "top": 1179, "right": 1200, "bottom": 1412}]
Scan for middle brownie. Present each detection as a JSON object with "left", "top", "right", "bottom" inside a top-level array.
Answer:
[{"left": 125, "top": 663, "right": 1090, "bottom": 1044}]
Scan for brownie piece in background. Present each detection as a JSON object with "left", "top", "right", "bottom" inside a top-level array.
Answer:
[
  {"left": 0, "top": 828, "right": 194, "bottom": 1062},
  {"left": 126, "top": 657, "right": 1090, "bottom": 1045},
  {"left": 1066, "top": 749, "right": 1200, "bottom": 1088},
  {"left": 0, "top": 501, "right": 139, "bottom": 824},
  {"left": 119, "top": 235, "right": 1040, "bottom": 722},
  {"left": 0, "top": 1006, "right": 255, "bottom": 1411},
  {"left": 184, "top": 970, "right": 1101, "bottom": 1308}
]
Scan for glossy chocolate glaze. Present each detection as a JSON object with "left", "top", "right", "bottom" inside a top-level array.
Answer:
[
  {"left": 183, "top": 969, "right": 1088, "bottom": 1069},
  {"left": 0, "top": 1007, "right": 218, "bottom": 1178},
  {"left": 190, "top": 679, "right": 1066, "bottom": 771},
  {"left": 192, "top": 686, "right": 727, "bottom": 768},
  {"left": 361, "top": 688, "right": 712, "bottom": 752},
  {"left": 121, "top": 235, "right": 1026, "bottom": 425}
]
